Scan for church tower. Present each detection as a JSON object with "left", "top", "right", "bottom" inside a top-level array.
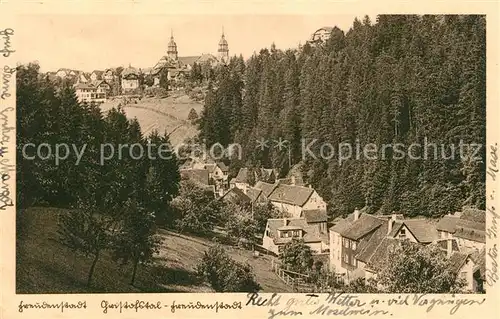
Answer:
[
  {"left": 167, "top": 30, "right": 178, "bottom": 60},
  {"left": 218, "top": 27, "right": 229, "bottom": 64}
]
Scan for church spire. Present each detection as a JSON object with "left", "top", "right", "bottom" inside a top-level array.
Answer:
[
  {"left": 218, "top": 26, "right": 229, "bottom": 64},
  {"left": 167, "top": 29, "right": 178, "bottom": 60}
]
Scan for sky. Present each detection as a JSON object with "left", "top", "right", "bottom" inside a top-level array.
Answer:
[{"left": 17, "top": 14, "right": 372, "bottom": 72}]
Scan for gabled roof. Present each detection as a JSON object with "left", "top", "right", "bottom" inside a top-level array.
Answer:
[
  {"left": 95, "top": 79, "right": 110, "bottom": 87},
  {"left": 254, "top": 181, "right": 277, "bottom": 198},
  {"left": 301, "top": 209, "right": 327, "bottom": 223},
  {"left": 246, "top": 187, "right": 263, "bottom": 204},
  {"left": 220, "top": 187, "right": 251, "bottom": 205},
  {"left": 265, "top": 218, "right": 322, "bottom": 244},
  {"left": 268, "top": 184, "right": 314, "bottom": 207},
  {"left": 196, "top": 53, "right": 217, "bottom": 64},
  {"left": 395, "top": 219, "right": 439, "bottom": 244},
  {"left": 233, "top": 168, "right": 250, "bottom": 183},
  {"left": 179, "top": 56, "right": 201, "bottom": 67},
  {"left": 180, "top": 168, "right": 209, "bottom": 185},
  {"left": 340, "top": 213, "right": 384, "bottom": 241}
]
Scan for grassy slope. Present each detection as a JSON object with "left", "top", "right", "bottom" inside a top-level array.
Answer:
[
  {"left": 99, "top": 93, "right": 203, "bottom": 146},
  {"left": 16, "top": 207, "right": 291, "bottom": 293}
]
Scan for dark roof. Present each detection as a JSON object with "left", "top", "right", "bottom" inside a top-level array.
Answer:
[
  {"left": 254, "top": 181, "right": 277, "bottom": 198},
  {"left": 365, "top": 238, "right": 401, "bottom": 271},
  {"left": 460, "top": 207, "right": 486, "bottom": 224},
  {"left": 268, "top": 184, "right": 314, "bottom": 207},
  {"left": 436, "top": 215, "right": 460, "bottom": 233},
  {"left": 220, "top": 187, "right": 251, "bottom": 205},
  {"left": 454, "top": 219, "right": 486, "bottom": 243},
  {"left": 180, "top": 169, "right": 209, "bottom": 185},
  {"left": 91, "top": 70, "right": 103, "bottom": 76},
  {"left": 340, "top": 214, "right": 384, "bottom": 241},
  {"left": 471, "top": 249, "right": 486, "bottom": 280},
  {"left": 387, "top": 221, "right": 404, "bottom": 237},
  {"left": 355, "top": 221, "right": 389, "bottom": 263},
  {"left": 448, "top": 252, "right": 470, "bottom": 274},
  {"left": 246, "top": 187, "right": 263, "bottom": 204},
  {"left": 301, "top": 209, "right": 327, "bottom": 223},
  {"left": 216, "top": 161, "right": 229, "bottom": 172}
]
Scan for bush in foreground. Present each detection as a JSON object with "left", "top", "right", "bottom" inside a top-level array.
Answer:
[{"left": 196, "top": 244, "right": 260, "bottom": 292}]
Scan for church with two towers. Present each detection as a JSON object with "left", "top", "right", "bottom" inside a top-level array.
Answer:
[{"left": 150, "top": 29, "right": 229, "bottom": 86}]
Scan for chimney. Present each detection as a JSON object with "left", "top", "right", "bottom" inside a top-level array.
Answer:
[
  {"left": 387, "top": 214, "right": 396, "bottom": 236},
  {"left": 354, "top": 208, "right": 360, "bottom": 221},
  {"left": 447, "top": 238, "right": 453, "bottom": 258},
  {"left": 283, "top": 218, "right": 288, "bottom": 226}
]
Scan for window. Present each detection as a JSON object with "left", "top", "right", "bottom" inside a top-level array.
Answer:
[
  {"left": 344, "top": 253, "right": 348, "bottom": 263},
  {"left": 399, "top": 229, "right": 406, "bottom": 239},
  {"left": 352, "top": 241, "right": 357, "bottom": 250}
]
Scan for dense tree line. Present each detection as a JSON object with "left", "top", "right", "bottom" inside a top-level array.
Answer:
[
  {"left": 17, "top": 63, "right": 181, "bottom": 286},
  {"left": 198, "top": 15, "right": 486, "bottom": 218}
]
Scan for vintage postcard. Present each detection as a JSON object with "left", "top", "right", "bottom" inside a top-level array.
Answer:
[{"left": 1, "top": 0, "right": 499, "bottom": 318}]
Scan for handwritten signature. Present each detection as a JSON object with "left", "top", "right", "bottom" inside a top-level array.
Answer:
[
  {"left": 0, "top": 28, "right": 15, "bottom": 58},
  {"left": 2, "top": 65, "right": 15, "bottom": 100}
]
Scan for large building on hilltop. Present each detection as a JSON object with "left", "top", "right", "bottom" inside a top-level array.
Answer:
[{"left": 150, "top": 29, "right": 229, "bottom": 87}]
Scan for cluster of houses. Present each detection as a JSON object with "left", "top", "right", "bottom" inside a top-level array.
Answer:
[
  {"left": 329, "top": 207, "right": 486, "bottom": 292},
  {"left": 47, "top": 30, "right": 231, "bottom": 104},
  {"left": 179, "top": 158, "right": 487, "bottom": 293}
]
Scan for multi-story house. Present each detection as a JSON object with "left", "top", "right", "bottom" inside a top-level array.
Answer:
[{"left": 329, "top": 208, "right": 486, "bottom": 291}]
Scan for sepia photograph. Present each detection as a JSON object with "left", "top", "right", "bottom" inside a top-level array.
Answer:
[{"left": 14, "top": 13, "right": 487, "bottom": 296}]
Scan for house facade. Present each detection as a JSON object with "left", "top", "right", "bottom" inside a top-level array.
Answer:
[
  {"left": 328, "top": 208, "right": 486, "bottom": 291},
  {"left": 121, "top": 66, "right": 140, "bottom": 91},
  {"left": 268, "top": 183, "right": 327, "bottom": 218},
  {"left": 263, "top": 218, "right": 327, "bottom": 255}
]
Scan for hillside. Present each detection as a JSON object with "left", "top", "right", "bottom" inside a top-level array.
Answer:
[
  {"left": 100, "top": 92, "right": 203, "bottom": 145},
  {"left": 16, "top": 207, "right": 291, "bottom": 293}
]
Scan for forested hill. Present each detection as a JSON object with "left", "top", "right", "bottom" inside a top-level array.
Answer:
[{"left": 198, "top": 15, "right": 486, "bottom": 218}]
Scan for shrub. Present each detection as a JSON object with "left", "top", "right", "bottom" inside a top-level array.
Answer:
[{"left": 196, "top": 244, "right": 260, "bottom": 292}]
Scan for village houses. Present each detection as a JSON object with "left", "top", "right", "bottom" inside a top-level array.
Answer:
[{"left": 328, "top": 208, "right": 487, "bottom": 292}]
